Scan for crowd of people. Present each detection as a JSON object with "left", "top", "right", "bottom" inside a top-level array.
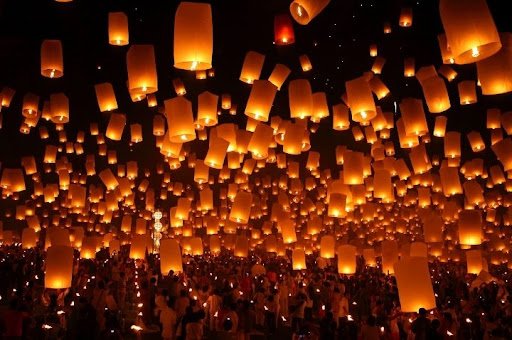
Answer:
[{"left": 1, "top": 245, "right": 512, "bottom": 339}]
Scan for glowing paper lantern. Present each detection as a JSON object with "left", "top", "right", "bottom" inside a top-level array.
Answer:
[
  {"left": 268, "top": 64, "right": 291, "bottom": 90},
  {"left": 290, "top": 0, "right": 331, "bottom": 25},
  {"left": 337, "top": 244, "right": 357, "bottom": 274},
  {"left": 41, "top": 40, "right": 63, "bottom": 78},
  {"left": 229, "top": 191, "right": 253, "bottom": 224},
  {"left": 458, "top": 81, "right": 477, "bottom": 105},
  {"left": 160, "top": 238, "right": 183, "bottom": 274},
  {"left": 274, "top": 14, "right": 295, "bottom": 45},
  {"left": 394, "top": 257, "right": 436, "bottom": 312},
  {"left": 439, "top": 0, "right": 501, "bottom": 64},
  {"left": 234, "top": 236, "right": 249, "bottom": 257},
  {"left": 204, "top": 136, "right": 229, "bottom": 169},
  {"left": 320, "top": 235, "right": 335, "bottom": 258},
  {"left": 346, "top": 76, "right": 376, "bottom": 123},
  {"left": 129, "top": 234, "right": 147, "bottom": 260},
  {"left": 126, "top": 45, "right": 158, "bottom": 95},
  {"left": 245, "top": 80, "right": 277, "bottom": 122},
  {"left": 45, "top": 245, "right": 74, "bottom": 289},
  {"left": 288, "top": 79, "right": 313, "bottom": 119},
  {"left": 108, "top": 12, "right": 129, "bottom": 46},
  {"left": 173, "top": 2, "right": 213, "bottom": 70},
  {"left": 94, "top": 83, "right": 118, "bottom": 112},
  {"left": 165, "top": 97, "right": 196, "bottom": 143},
  {"left": 477, "top": 33, "right": 512, "bottom": 95},
  {"left": 458, "top": 210, "right": 483, "bottom": 245},
  {"left": 240, "top": 51, "right": 265, "bottom": 84},
  {"left": 106, "top": 113, "right": 126, "bottom": 141},
  {"left": 22, "top": 228, "right": 37, "bottom": 249},
  {"left": 399, "top": 7, "right": 413, "bottom": 27},
  {"left": 50, "top": 93, "right": 69, "bottom": 123},
  {"left": 466, "top": 249, "right": 483, "bottom": 274},
  {"left": 299, "top": 54, "right": 312, "bottom": 71},
  {"left": 381, "top": 240, "right": 398, "bottom": 275},
  {"left": 292, "top": 249, "right": 306, "bottom": 270},
  {"left": 421, "top": 76, "right": 451, "bottom": 113},
  {"left": 197, "top": 91, "right": 219, "bottom": 127}
]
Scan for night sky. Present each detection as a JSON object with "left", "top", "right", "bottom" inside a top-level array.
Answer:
[{"left": 1, "top": 0, "right": 512, "bottom": 236}]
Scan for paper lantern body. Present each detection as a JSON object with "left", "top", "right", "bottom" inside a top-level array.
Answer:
[
  {"left": 129, "top": 234, "right": 147, "bottom": 260},
  {"left": 45, "top": 245, "right": 74, "bottom": 289},
  {"left": 174, "top": 2, "right": 213, "bottom": 70},
  {"left": 337, "top": 244, "right": 357, "bottom": 274},
  {"left": 160, "top": 238, "right": 183, "bottom": 274},
  {"left": 274, "top": 14, "right": 295, "bottom": 45},
  {"left": 41, "top": 40, "right": 63, "bottom": 78},
  {"left": 126, "top": 45, "right": 158, "bottom": 95},
  {"left": 394, "top": 257, "right": 436, "bottom": 312},
  {"left": 108, "top": 12, "right": 129, "bottom": 46},
  {"left": 290, "top": 0, "right": 331, "bottom": 25},
  {"left": 292, "top": 249, "right": 307, "bottom": 270},
  {"left": 458, "top": 210, "right": 483, "bottom": 245}
]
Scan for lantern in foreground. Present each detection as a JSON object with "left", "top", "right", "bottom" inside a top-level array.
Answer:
[
  {"left": 337, "top": 244, "right": 357, "bottom": 274},
  {"left": 127, "top": 45, "right": 158, "bottom": 95},
  {"left": 41, "top": 40, "right": 63, "bottom": 78},
  {"left": 160, "top": 238, "right": 183, "bottom": 274},
  {"left": 458, "top": 210, "right": 482, "bottom": 246},
  {"left": 45, "top": 245, "right": 74, "bottom": 289},
  {"left": 274, "top": 14, "right": 295, "bottom": 45},
  {"left": 245, "top": 80, "right": 277, "bottom": 122},
  {"left": 174, "top": 2, "right": 213, "bottom": 70},
  {"left": 394, "top": 257, "right": 436, "bottom": 312},
  {"left": 108, "top": 12, "right": 129, "bottom": 46},
  {"left": 439, "top": 0, "right": 501, "bottom": 64},
  {"left": 290, "top": 0, "right": 331, "bottom": 25},
  {"left": 129, "top": 234, "right": 147, "bottom": 260},
  {"left": 346, "top": 76, "right": 376, "bottom": 123},
  {"left": 292, "top": 249, "right": 306, "bottom": 270}
]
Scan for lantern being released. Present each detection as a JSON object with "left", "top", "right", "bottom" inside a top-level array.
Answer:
[
  {"left": 394, "top": 257, "right": 436, "bottom": 312},
  {"left": 45, "top": 245, "right": 74, "bottom": 289}
]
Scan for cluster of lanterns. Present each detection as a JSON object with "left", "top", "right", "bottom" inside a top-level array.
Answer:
[{"left": 1, "top": 0, "right": 512, "bottom": 314}]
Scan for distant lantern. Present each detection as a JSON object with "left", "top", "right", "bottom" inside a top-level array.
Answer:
[
  {"left": 274, "top": 14, "right": 295, "bottom": 45},
  {"left": 458, "top": 210, "right": 483, "bottom": 245},
  {"left": 382, "top": 240, "right": 398, "bottom": 275},
  {"left": 466, "top": 249, "right": 483, "bottom": 274},
  {"left": 174, "top": 2, "right": 213, "bottom": 71},
  {"left": 240, "top": 51, "right": 265, "bottom": 84},
  {"left": 399, "top": 7, "right": 413, "bottom": 27},
  {"left": 22, "top": 93, "right": 39, "bottom": 118},
  {"left": 165, "top": 97, "right": 196, "bottom": 143},
  {"left": 439, "top": 0, "right": 501, "bottom": 64},
  {"left": 126, "top": 44, "right": 158, "bottom": 95},
  {"left": 268, "top": 64, "right": 291, "bottom": 90},
  {"left": 345, "top": 76, "right": 376, "bottom": 123},
  {"left": 299, "top": 54, "right": 313, "bottom": 71},
  {"left": 45, "top": 245, "right": 74, "bottom": 289},
  {"left": 234, "top": 236, "right": 249, "bottom": 257},
  {"left": 394, "top": 257, "right": 436, "bottom": 312},
  {"left": 106, "top": 113, "right": 126, "bottom": 141},
  {"left": 290, "top": 0, "right": 331, "bottom": 25},
  {"left": 288, "top": 79, "right": 313, "bottom": 119},
  {"left": 50, "top": 93, "right": 69, "bottom": 123},
  {"left": 160, "top": 239, "right": 183, "bottom": 274},
  {"left": 337, "top": 244, "right": 357, "bottom": 275},
  {"left": 245, "top": 80, "right": 277, "bottom": 122},
  {"left": 404, "top": 57, "right": 415, "bottom": 77},
  {"left": 41, "top": 40, "right": 63, "bottom": 78},
  {"left": 108, "top": 12, "right": 129, "bottom": 46},
  {"left": 94, "top": 83, "right": 118, "bottom": 112}
]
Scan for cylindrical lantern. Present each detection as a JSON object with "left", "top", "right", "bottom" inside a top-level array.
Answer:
[
  {"left": 268, "top": 63, "right": 291, "bottom": 90},
  {"left": 394, "top": 257, "right": 436, "bottom": 312},
  {"left": 240, "top": 51, "right": 265, "bottom": 84},
  {"left": 129, "top": 234, "right": 147, "bottom": 260},
  {"left": 292, "top": 249, "right": 306, "bottom": 270},
  {"left": 288, "top": 79, "right": 313, "bottom": 119},
  {"left": 173, "top": 2, "right": 213, "bottom": 70},
  {"left": 345, "top": 76, "right": 376, "bottom": 123},
  {"left": 160, "top": 238, "right": 183, "bottom": 274},
  {"left": 165, "top": 97, "right": 196, "bottom": 142},
  {"left": 458, "top": 210, "right": 482, "bottom": 245},
  {"left": 274, "top": 14, "right": 295, "bottom": 45},
  {"left": 197, "top": 91, "right": 219, "bottom": 127},
  {"left": 94, "top": 83, "right": 118, "bottom": 112},
  {"left": 458, "top": 80, "right": 477, "bottom": 105},
  {"left": 320, "top": 235, "right": 335, "bottom": 258},
  {"left": 41, "top": 40, "right": 63, "bottom": 78},
  {"left": 229, "top": 191, "right": 253, "bottom": 224},
  {"left": 245, "top": 80, "right": 277, "bottom": 122},
  {"left": 289, "top": 0, "right": 331, "bottom": 25},
  {"left": 50, "top": 93, "right": 69, "bottom": 123},
  {"left": 45, "top": 245, "right": 74, "bottom": 289},
  {"left": 126, "top": 45, "right": 158, "bottom": 95},
  {"left": 106, "top": 113, "right": 126, "bottom": 141},
  {"left": 108, "top": 12, "right": 129, "bottom": 46},
  {"left": 439, "top": 0, "right": 501, "bottom": 64},
  {"left": 337, "top": 244, "right": 357, "bottom": 274}
]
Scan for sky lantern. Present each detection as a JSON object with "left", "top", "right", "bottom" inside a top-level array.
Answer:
[
  {"left": 234, "top": 236, "right": 249, "bottom": 257},
  {"left": 129, "top": 234, "right": 147, "bottom": 260},
  {"left": 108, "top": 12, "right": 129, "bottom": 46},
  {"left": 477, "top": 33, "right": 512, "bottom": 95},
  {"left": 466, "top": 249, "right": 483, "bottom": 274},
  {"left": 49, "top": 93, "right": 69, "bottom": 123},
  {"left": 394, "top": 257, "right": 436, "bottom": 312},
  {"left": 45, "top": 245, "right": 74, "bottom": 289},
  {"left": 399, "top": 98, "right": 428, "bottom": 137},
  {"left": 345, "top": 76, "right": 376, "bottom": 123},
  {"left": 292, "top": 249, "right": 307, "bottom": 270},
  {"left": 245, "top": 80, "right": 277, "bottom": 122},
  {"left": 290, "top": 0, "right": 331, "bottom": 25},
  {"left": 333, "top": 103, "right": 350, "bottom": 130},
  {"left": 21, "top": 228, "right": 37, "bottom": 249},
  {"left": 240, "top": 51, "right": 265, "bottom": 84},
  {"left": 173, "top": 2, "right": 213, "bottom": 71},
  {"left": 439, "top": 0, "right": 501, "bottom": 64},
  {"left": 41, "top": 40, "right": 63, "bottom": 78},
  {"left": 229, "top": 191, "right": 253, "bottom": 224},
  {"left": 343, "top": 150, "right": 364, "bottom": 185},
  {"left": 105, "top": 113, "right": 126, "bottom": 141},
  {"left": 320, "top": 235, "right": 335, "bottom": 258},
  {"left": 404, "top": 57, "right": 415, "bottom": 77},
  {"left": 382, "top": 240, "right": 398, "bottom": 275},
  {"left": 274, "top": 13, "right": 295, "bottom": 45},
  {"left": 160, "top": 238, "right": 183, "bottom": 274},
  {"left": 421, "top": 76, "right": 451, "bottom": 113},
  {"left": 165, "top": 97, "right": 196, "bottom": 143},
  {"left": 197, "top": 91, "right": 219, "bottom": 127},
  {"left": 268, "top": 63, "right": 291, "bottom": 90},
  {"left": 458, "top": 80, "right": 477, "bottom": 105},
  {"left": 458, "top": 210, "right": 483, "bottom": 245},
  {"left": 126, "top": 44, "right": 158, "bottom": 95},
  {"left": 248, "top": 123, "right": 274, "bottom": 159},
  {"left": 94, "top": 83, "right": 118, "bottom": 112},
  {"left": 288, "top": 79, "right": 313, "bottom": 119},
  {"left": 299, "top": 54, "right": 312, "bottom": 72},
  {"left": 399, "top": 7, "right": 413, "bottom": 27},
  {"left": 337, "top": 244, "right": 357, "bottom": 274}
]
